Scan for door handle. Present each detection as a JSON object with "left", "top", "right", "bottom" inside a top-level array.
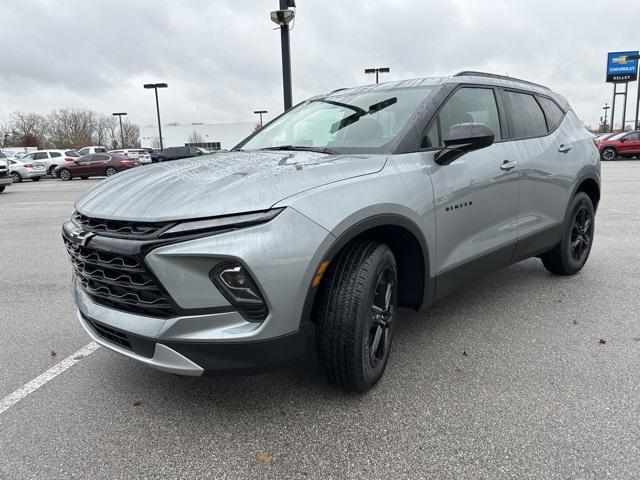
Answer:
[
  {"left": 558, "top": 144, "right": 573, "bottom": 153},
  {"left": 500, "top": 160, "right": 518, "bottom": 171}
]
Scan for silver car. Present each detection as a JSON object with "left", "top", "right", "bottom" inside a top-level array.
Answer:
[
  {"left": 20, "top": 150, "right": 80, "bottom": 177},
  {"left": 9, "top": 158, "right": 47, "bottom": 182},
  {"left": 63, "top": 72, "right": 600, "bottom": 392}
]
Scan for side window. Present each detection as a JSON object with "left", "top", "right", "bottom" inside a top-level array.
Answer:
[
  {"left": 33, "top": 152, "right": 48, "bottom": 160},
  {"left": 423, "top": 87, "right": 501, "bottom": 148},
  {"left": 624, "top": 132, "right": 640, "bottom": 141},
  {"left": 78, "top": 148, "right": 88, "bottom": 156},
  {"left": 94, "top": 154, "right": 110, "bottom": 161},
  {"left": 504, "top": 91, "right": 547, "bottom": 138},
  {"left": 78, "top": 155, "right": 93, "bottom": 163},
  {"left": 49, "top": 151, "right": 62, "bottom": 158},
  {"left": 537, "top": 97, "right": 565, "bottom": 131},
  {"left": 95, "top": 147, "right": 107, "bottom": 153}
]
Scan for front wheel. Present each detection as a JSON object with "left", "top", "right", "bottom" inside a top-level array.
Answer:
[
  {"left": 105, "top": 167, "right": 117, "bottom": 177},
  {"left": 601, "top": 147, "right": 616, "bottom": 161},
  {"left": 314, "top": 240, "right": 397, "bottom": 393},
  {"left": 11, "top": 172, "right": 21, "bottom": 183},
  {"left": 49, "top": 166, "right": 58, "bottom": 178},
  {"left": 58, "top": 169, "right": 72, "bottom": 181},
  {"left": 541, "top": 192, "right": 595, "bottom": 275}
]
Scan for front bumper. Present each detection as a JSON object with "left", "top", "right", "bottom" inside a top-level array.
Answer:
[
  {"left": 70, "top": 207, "right": 334, "bottom": 374},
  {"left": 20, "top": 169, "right": 47, "bottom": 179}
]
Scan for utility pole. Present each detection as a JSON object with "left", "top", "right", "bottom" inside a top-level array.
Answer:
[
  {"left": 112, "top": 112, "right": 127, "bottom": 148},
  {"left": 365, "top": 67, "right": 390, "bottom": 84},
  {"left": 254, "top": 110, "right": 268, "bottom": 127},
  {"left": 270, "top": 1, "right": 296, "bottom": 111},
  {"left": 602, "top": 103, "right": 610, "bottom": 131},
  {"left": 143, "top": 83, "right": 168, "bottom": 151}
]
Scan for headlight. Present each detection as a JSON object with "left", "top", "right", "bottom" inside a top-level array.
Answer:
[{"left": 159, "top": 208, "right": 284, "bottom": 238}]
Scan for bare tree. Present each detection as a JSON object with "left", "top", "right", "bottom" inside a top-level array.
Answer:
[
  {"left": 47, "top": 109, "right": 96, "bottom": 149},
  {"left": 150, "top": 136, "right": 162, "bottom": 149},
  {"left": 122, "top": 121, "right": 141, "bottom": 148},
  {"left": 10, "top": 111, "right": 48, "bottom": 149},
  {"left": 94, "top": 114, "right": 119, "bottom": 148},
  {"left": 187, "top": 130, "right": 204, "bottom": 144}
]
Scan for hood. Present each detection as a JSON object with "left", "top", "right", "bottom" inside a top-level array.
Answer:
[{"left": 75, "top": 150, "right": 386, "bottom": 222}]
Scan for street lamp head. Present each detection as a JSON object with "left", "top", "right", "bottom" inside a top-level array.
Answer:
[
  {"left": 112, "top": 112, "right": 127, "bottom": 116},
  {"left": 144, "top": 83, "right": 168, "bottom": 89},
  {"left": 364, "top": 68, "right": 376, "bottom": 74},
  {"left": 254, "top": 110, "right": 268, "bottom": 114},
  {"left": 378, "top": 67, "right": 390, "bottom": 73},
  {"left": 270, "top": 9, "right": 295, "bottom": 25}
]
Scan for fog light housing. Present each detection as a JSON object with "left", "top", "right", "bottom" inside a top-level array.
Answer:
[{"left": 210, "top": 261, "right": 269, "bottom": 322}]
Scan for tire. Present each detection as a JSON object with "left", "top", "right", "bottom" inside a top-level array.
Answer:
[
  {"left": 31, "top": 177, "right": 40, "bottom": 182},
  {"left": 601, "top": 147, "right": 616, "bottom": 161},
  {"left": 541, "top": 192, "right": 595, "bottom": 275},
  {"left": 314, "top": 240, "right": 398, "bottom": 393},
  {"left": 58, "top": 169, "right": 72, "bottom": 181},
  {"left": 11, "top": 172, "right": 22, "bottom": 183},
  {"left": 105, "top": 167, "right": 117, "bottom": 177},
  {"left": 0, "top": 185, "right": 5, "bottom": 193},
  {"left": 49, "top": 166, "right": 58, "bottom": 178},
  {"left": 81, "top": 177, "right": 89, "bottom": 180}
]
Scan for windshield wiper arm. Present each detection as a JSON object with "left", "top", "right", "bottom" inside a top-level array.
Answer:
[
  {"left": 259, "top": 145, "right": 338, "bottom": 154},
  {"left": 329, "top": 97, "right": 398, "bottom": 134}
]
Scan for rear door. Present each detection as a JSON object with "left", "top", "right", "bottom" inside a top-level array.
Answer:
[
  {"left": 422, "top": 86, "right": 520, "bottom": 298},
  {"left": 32, "top": 152, "right": 48, "bottom": 172},
  {"left": 618, "top": 131, "right": 640, "bottom": 155},
  {"left": 92, "top": 154, "right": 112, "bottom": 174}
]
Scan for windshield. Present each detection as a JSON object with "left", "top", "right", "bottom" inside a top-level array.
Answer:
[{"left": 238, "top": 86, "right": 434, "bottom": 153}]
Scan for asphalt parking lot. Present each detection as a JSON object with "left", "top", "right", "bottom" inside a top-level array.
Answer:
[{"left": 0, "top": 163, "right": 639, "bottom": 479}]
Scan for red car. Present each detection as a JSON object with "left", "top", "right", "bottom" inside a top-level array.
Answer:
[
  {"left": 55, "top": 153, "right": 141, "bottom": 181},
  {"left": 598, "top": 130, "right": 640, "bottom": 161}
]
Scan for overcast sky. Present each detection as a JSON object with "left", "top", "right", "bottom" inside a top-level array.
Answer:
[{"left": 0, "top": 0, "right": 638, "bottom": 128}]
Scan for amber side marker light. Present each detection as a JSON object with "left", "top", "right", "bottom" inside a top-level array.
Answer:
[{"left": 312, "top": 261, "right": 331, "bottom": 288}]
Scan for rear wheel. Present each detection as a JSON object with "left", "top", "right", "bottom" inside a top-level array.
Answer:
[
  {"left": 314, "top": 240, "right": 397, "bottom": 393},
  {"left": 58, "top": 169, "right": 72, "bottom": 181},
  {"left": 105, "top": 167, "right": 117, "bottom": 177},
  {"left": 541, "top": 192, "right": 595, "bottom": 275},
  {"left": 11, "top": 172, "right": 21, "bottom": 183},
  {"left": 601, "top": 147, "right": 616, "bottom": 161}
]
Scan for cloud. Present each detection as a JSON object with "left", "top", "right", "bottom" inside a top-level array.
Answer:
[{"left": 0, "top": 0, "right": 637, "bottom": 128}]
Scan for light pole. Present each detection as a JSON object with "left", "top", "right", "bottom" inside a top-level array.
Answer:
[
  {"left": 270, "top": 0, "right": 296, "bottom": 111},
  {"left": 602, "top": 103, "right": 610, "bottom": 131},
  {"left": 254, "top": 110, "right": 268, "bottom": 127},
  {"left": 626, "top": 53, "right": 640, "bottom": 129},
  {"left": 365, "top": 67, "right": 390, "bottom": 84},
  {"left": 143, "top": 83, "right": 168, "bottom": 151},
  {"left": 112, "top": 112, "right": 127, "bottom": 148}
]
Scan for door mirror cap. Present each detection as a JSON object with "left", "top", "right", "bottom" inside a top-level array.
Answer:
[{"left": 436, "top": 123, "right": 495, "bottom": 165}]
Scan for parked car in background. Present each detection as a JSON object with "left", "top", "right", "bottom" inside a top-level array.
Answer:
[
  {"left": 143, "top": 148, "right": 163, "bottom": 163},
  {"left": 0, "top": 151, "right": 12, "bottom": 193},
  {"left": 20, "top": 149, "right": 80, "bottom": 177},
  {"left": 64, "top": 72, "right": 600, "bottom": 392},
  {"left": 77, "top": 146, "right": 107, "bottom": 156},
  {"left": 595, "top": 132, "right": 617, "bottom": 144},
  {"left": 8, "top": 157, "right": 47, "bottom": 182},
  {"left": 55, "top": 153, "right": 141, "bottom": 181},
  {"left": 159, "top": 146, "right": 206, "bottom": 161},
  {"left": 598, "top": 130, "right": 640, "bottom": 160},
  {"left": 108, "top": 149, "right": 152, "bottom": 164}
]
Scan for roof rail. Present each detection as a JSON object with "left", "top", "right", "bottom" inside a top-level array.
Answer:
[
  {"left": 454, "top": 71, "right": 550, "bottom": 90},
  {"left": 330, "top": 87, "right": 349, "bottom": 93}
]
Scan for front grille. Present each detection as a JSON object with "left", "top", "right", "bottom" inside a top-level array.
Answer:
[
  {"left": 87, "top": 318, "right": 132, "bottom": 350},
  {"left": 72, "top": 211, "right": 169, "bottom": 238},
  {"left": 64, "top": 236, "right": 177, "bottom": 318}
]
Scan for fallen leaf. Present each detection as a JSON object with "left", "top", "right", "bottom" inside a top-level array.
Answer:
[
  {"left": 133, "top": 400, "right": 144, "bottom": 407},
  {"left": 573, "top": 320, "right": 578, "bottom": 325},
  {"left": 284, "top": 440, "right": 294, "bottom": 448},
  {"left": 256, "top": 452, "right": 273, "bottom": 464},
  {"left": 454, "top": 368, "right": 464, "bottom": 374},
  {"left": 598, "top": 339, "right": 606, "bottom": 345},
  {"left": 48, "top": 351, "right": 57, "bottom": 357},
  {"left": 462, "top": 351, "right": 468, "bottom": 357}
]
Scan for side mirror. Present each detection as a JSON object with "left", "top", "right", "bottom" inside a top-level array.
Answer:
[{"left": 435, "top": 123, "right": 495, "bottom": 165}]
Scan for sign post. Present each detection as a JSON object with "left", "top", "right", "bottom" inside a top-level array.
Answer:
[{"left": 606, "top": 51, "right": 639, "bottom": 132}]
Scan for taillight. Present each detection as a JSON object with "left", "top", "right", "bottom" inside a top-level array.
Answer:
[
  {"left": 121, "top": 160, "right": 133, "bottom": 166},
  {"left": 64, "top": 157, "right": 75, "bottom": 162},
  {"left": 23, "top": 163, "right": 33, "bottom": 168}
]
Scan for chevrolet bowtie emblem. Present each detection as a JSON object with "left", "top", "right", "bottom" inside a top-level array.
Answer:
[{"left": 71, "top": 230, "right": 95, "bottom": 247}]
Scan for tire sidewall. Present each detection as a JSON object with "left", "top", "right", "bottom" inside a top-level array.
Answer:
[
  {"left": 561, "top": 193, "right": 595, "bottom": 272},
  {"left": 59, "top": 169, "right": 71, "bottom": 181},
  {"left": 601, "top": 148, "right": 616, "bottom": 161}
]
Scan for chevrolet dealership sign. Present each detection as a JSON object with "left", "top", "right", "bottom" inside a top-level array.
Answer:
[{"left": 606, "top": 51, "right": 639, "bottom": 83}]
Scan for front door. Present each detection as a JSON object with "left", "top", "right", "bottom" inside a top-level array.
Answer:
[
  {"left": 421, "top": 86, "right": 520, "bottom": 298},
  {"left": 618, "top": 131, "right": 640, "bottom": 156}
]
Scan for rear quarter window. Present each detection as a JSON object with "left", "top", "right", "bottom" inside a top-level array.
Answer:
[{"left": 537, "top": 97, "right": 565, "bottom": 131}]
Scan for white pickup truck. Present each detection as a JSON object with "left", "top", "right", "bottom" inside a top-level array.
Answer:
[{"left": 0, "top": 151, "right": 13, "bottom": 193}]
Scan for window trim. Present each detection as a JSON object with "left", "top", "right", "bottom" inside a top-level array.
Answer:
[{"left": 419, "top": 84, "right": 507, "bottom": 151}]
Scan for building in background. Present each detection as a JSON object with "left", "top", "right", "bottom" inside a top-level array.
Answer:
[{"left": 140, "top": 122, "right": 256, "bottom": 150}]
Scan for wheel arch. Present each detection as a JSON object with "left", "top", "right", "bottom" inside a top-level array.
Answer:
[
  {"left": 573, "top": 174, "right": 600, "bottom": 211},
  {"left": 300, "top": 214, "right": 433, "bottom": 326}
]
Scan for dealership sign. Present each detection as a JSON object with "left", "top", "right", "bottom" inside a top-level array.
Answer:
[{"left": 606, "top": 51, "right": 639, "bottom": 83}]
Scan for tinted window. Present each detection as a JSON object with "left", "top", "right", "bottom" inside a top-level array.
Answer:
[
  {"left": 78, "top": 155, "right": 93, "bottom": 163},
  {"left": 95, "top": 147, "right": 107, "bottom": 153},
  {"left": 33, "top": 152, "right": 48, "bottom": 160},
  {"left": 78, "top": 148, "right": 89, "bottom": 156},
  {"left": 425, "top": 87, "right": 501, "bottom": 147},
  {"left": 505, "top": 91, "right": 547, "bottom": 138},
  {"left": 49, "top": 151, "right": 62, "bottom": 158},
  {"left": 623, "top": 132, "right": 640, "bottom": 141},
  {"left": 94, "top": 154, "right": 111, "bottom": 161},
  {"left": 538, "top": 97, "right": 564, "bottom": 131},
  {"left": 65, "top": 150, "right": 79, "bottom": 157}
]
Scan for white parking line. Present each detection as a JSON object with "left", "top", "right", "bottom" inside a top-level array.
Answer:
[{"left": 0, "top": 342, "right": 100, "bottom": 415}]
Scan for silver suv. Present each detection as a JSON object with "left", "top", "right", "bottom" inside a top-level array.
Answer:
[{"left": 63, "top": 72, "right": 600, "bottom": 392}]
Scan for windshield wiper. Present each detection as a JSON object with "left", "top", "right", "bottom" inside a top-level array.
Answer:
[
  {"left": 258, "top": 145, "right": 337, "bottom": 155},
  {"left": 327, "top": 97, "right": 398, "bottom": 134}
]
